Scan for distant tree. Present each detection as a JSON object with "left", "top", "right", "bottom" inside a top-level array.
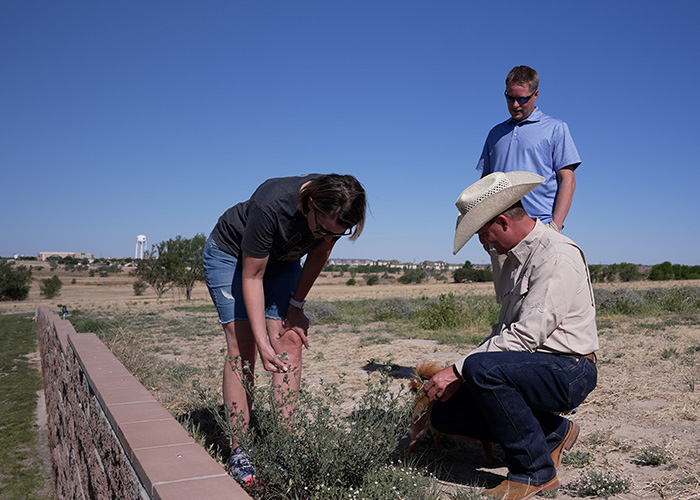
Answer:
[
  {"left": 649, "top": 262, "right": 700, "bottom": 281},
  {"left": 0, "top": 261, "right": 33, "bottom": 301},
  {"left": 453, "top": 268, "right": 469, "bottom": 283},
  {"left": 136, "top": 247, "right": 175, "bottom": 299},
  {"left": 588, "top": 265, "right": 604, "bottom": 283},
  {"left": 40, "top": 275, "right": 63, "bottom": 299},
  {"left": 453, "top": 261, "right": 493, "bottom": 283},
  {"left": 135, "top": 234, "right": 206, "bottom": 299},
  {"left": 346, "top": 278, "right": 356, "bottom": 286},
  {"left": 398, "top": 269, "right": 426, "bottom": 284},
  {"left": 365, "top": 275, "right": 379, "bottom": 286},
  {"left": 617, "top": 262, "right": 645, "bottom": 282},
  {"left": 162, "top": 234, "right": 206, "bottom": 300}
]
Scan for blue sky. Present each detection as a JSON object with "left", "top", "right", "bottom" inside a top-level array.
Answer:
[{"left": 2, "top": 1, "right": 699, "bottom": 265}]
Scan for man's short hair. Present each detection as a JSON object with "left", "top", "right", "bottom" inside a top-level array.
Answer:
[
  {"left": 506, "top": 66, "right": 539, "bottom": 92},
  {"left": 501, "top": 200, "right": 528, "bottom": 220}
]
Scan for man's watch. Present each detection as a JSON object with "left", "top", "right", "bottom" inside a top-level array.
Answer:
[{"left": 289, "top": 297, "right": 306, "bottom": 310}]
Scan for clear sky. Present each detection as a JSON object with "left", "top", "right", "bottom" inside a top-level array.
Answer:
[{"left": 2, "top": 1, "right": 699, "bottom": 265}]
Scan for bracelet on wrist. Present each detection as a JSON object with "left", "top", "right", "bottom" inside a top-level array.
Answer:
[{"left": 289, "top": 297, "right": 306, "bottom": 310}]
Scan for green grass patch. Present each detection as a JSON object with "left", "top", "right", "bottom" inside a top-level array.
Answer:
[{"left": 0, "top": 313, "right": 53, "bottom": 499}]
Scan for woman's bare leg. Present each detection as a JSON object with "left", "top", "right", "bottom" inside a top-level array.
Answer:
[
  {"left": 222, "top": 320, "right": 256, "bottom": 449},
  {"left": 267, "top": 318, "right": 304, "bottom": 422}
]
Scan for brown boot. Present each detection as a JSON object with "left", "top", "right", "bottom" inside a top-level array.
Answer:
[
  {"left": 551, "top": 419, "right": 579, "bottom": 469},
  {"left": 482, "top": 477, "right": 559, "bottom": 500}
]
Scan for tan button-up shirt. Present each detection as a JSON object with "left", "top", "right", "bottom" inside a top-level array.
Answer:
[{"left": 456, "top": 221, "right": 598, "bottom": 372}]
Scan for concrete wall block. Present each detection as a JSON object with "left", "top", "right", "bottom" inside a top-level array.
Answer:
[{"left": 36, "top": 306, "right": 251, "bottom": 500}]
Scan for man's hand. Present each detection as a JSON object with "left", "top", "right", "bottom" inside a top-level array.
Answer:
[{"left": 423, "top": 365, "right": 463, "bottom": 402}]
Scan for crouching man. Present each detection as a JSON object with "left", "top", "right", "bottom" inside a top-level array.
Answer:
[{"left": 424, "top": 172, "right": 598, "bottom": 500}]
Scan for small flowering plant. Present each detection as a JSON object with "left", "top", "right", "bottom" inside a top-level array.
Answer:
[{"left": 568, "top": 468, "right": 632, "bottom": 497}]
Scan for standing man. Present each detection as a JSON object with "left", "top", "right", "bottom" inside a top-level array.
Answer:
[
  {"left": 424, "top": 171, "right": 598, "bottom": 500},
  {"left": 477, "top": 65, "right": 580, "bottom": 233}
]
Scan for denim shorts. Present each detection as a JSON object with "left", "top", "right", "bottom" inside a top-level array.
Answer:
[{"left": 202, "top": 235, "right": 302, "bottom": 324}]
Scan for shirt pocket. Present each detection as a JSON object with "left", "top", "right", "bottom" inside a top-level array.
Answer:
[{"left": 500, "top": 272, "right": 531, "bottom": 322}]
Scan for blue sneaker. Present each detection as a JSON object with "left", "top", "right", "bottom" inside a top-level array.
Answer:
[{"left": 228, "top": 446, "right": 256, "bottom": 486}]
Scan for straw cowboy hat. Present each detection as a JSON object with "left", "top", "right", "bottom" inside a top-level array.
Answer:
[{"left": 453, "top": 171, "right": 544, "bottom": 254}]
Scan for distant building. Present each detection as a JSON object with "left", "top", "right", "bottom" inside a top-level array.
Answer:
[
  {"left": 38, "top": 251, "right": 94, "bottom": 261},
  {"left": 326, "top": 258, "right": 461, "bottom": 270}
]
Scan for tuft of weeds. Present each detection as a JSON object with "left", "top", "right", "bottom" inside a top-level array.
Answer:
[
  {"left": 635, "top": 445, "right": 672, "bottom": 466},
  {"left": 446, "top": 485, "right": 488, "bottom": 499},
  {"left": 582, "top": 428, "right": 615, "bottom": 448},
  {"left": 562, "top": 449, "right": 595, "bottom": 468},
  {"left": 568, "top": 468, "right": 632, "bottom": 497},
  {"left": 358, "top": 335, "right": 392, "bottom": 348},
  {"left": 661, "top": 347, "right": 679, "bottom": 359}
]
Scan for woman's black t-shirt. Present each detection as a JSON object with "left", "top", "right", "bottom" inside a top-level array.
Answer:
[{"left": 210, "top": 174, "right": 324, "bottom": 271}]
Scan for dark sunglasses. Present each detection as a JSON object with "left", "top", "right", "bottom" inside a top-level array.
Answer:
[
  {"left": 504, "top": 90, "right": 536, "bottom": 104},
  {"left": 313, "top": 208, "right": 352, "bottom": 237}
]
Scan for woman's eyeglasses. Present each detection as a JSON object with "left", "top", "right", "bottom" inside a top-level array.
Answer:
[{"left": 313, "top": 208, "right": 352, "bottom": 237}]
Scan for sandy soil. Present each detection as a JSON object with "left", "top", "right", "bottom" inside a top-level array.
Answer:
[{"left": 8, "top": 267, "right": 700, "bottom": 499}]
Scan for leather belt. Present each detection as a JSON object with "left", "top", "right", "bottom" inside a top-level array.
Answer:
[{"left": 583, "top": 353, "right": 596, "bottom": 363}]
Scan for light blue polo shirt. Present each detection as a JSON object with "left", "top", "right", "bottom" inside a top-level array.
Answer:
[{"left": 476, "top": 108, "right": 581, "bottom": 223}]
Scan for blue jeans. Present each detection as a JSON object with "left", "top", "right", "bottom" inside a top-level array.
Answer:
[
  {"left": 431, "top": 351, "right": 597, "bottom": 485},
  {"left": 202, "top": 235, "right": 302, "bottom": 323}
]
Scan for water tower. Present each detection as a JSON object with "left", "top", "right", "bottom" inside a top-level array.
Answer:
[{"left": 135, "top": 235, "right": 147, "bottom": 259}]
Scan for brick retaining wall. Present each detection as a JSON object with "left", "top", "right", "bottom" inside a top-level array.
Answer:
[{"left": 36, "top": 306, "right": 251, "bottom": 499}]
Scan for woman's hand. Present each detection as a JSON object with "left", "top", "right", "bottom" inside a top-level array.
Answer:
[
  {"left": 280, "top": 305, "right": 310, "bottom": 349},
  {"left": 423, "top": 365, "right": 462, "bottom": 402},
  {"left": 256, "top": 341, "right": 290, "bottom": 373}
]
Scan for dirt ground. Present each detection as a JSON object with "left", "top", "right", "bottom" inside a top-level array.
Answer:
[{"left": 6, "top": 268, "right": 700, "bottom": 499}]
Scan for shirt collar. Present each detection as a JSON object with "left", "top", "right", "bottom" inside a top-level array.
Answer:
[
  {"left": 509, "top": 107, "right": 543, "bottom": 125},
  {"left": 506, "top": 219, "right": 546, "bottom": 266}
]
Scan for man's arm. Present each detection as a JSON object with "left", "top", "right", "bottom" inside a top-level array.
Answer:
[{"left": 552, "top": 166, "right": 576, "bottom": 230}]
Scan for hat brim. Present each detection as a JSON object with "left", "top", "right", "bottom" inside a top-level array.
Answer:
[{"left": 453, "top": 175, "right": 543, "bottom": 254}]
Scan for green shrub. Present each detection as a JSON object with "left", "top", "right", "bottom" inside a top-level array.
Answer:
[
  {"left": 398, "top": 269, "right": 426, "bottom": 284},
  {"left": 595, "top": 289, "right": 643, "bottom": 315},
  {"left": 595, "top": 287, "right": 700, "bottom": 316},
  {"left": 416, "top": 293, "right": 499, "bottom": 331},
  {"left": 39, "top": 275, "right": 63, "bottom": 299},
  {"left": 374, "top": 297, "right": 414, "bottom": 321},
  {"left": 419, "top": 293, "right": 460, "bottom": 329},
  {"left": 644, "top": 287, "right": 700, "bottom": 313},
  {"left": 305, "top": 301, "right": 339, "bottom": 324},
  {"left": 133, "top": 280, "right": 148, "bottom": 296},
  {"left": 214, "top": 360, "right": 417, "bottom": 500}
]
